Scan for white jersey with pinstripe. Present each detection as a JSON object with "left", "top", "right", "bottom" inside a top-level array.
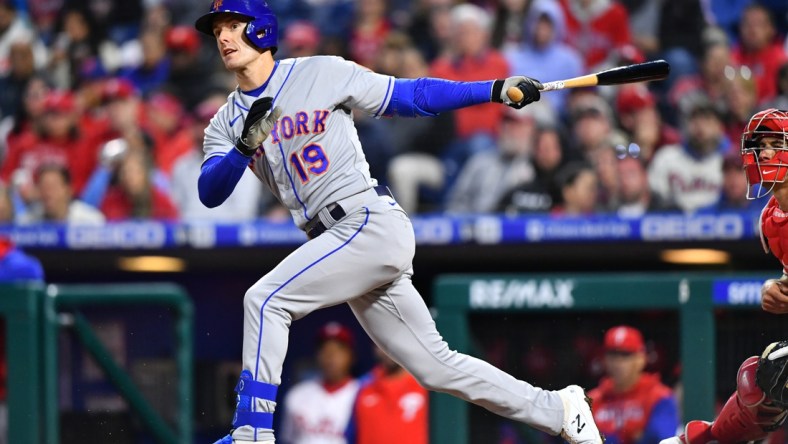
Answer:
[{"left": 203, "top": 55, "right": 394, "bottom": 229}]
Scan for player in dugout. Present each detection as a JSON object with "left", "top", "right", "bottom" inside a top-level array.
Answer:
[
  {"left": 660, "top": 109, "right": 788, "bottom": 443},
  {"left": 192, "top": 0, "right": 603, "bottom": 443},
  {"left": 589, "top": 326, "right": 678, "bottom": 444}
]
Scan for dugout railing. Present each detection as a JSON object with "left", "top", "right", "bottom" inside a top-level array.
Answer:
[
  {"left": 0, "top": 282, "right": 194, "bottom": 444},
  {"left": 431, "top": 272, "right": 774, "bottom": 444}
]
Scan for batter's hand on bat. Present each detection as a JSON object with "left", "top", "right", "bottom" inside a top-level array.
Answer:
[
  {"left": 493, "top": 76, "right": 542, "bottom": 109},
  {"left": 761, "top": 278, "right": 788, "bottom": 314},
  {"left": 235, "top": 96, "right": 283, "bottom": 156}
]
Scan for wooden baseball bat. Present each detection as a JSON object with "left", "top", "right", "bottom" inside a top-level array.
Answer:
[{"left": 506, "top": 59, "right": 670, "bottom": 103}]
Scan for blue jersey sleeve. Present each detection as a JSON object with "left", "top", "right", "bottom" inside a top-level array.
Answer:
[
  {"left": 638, "top": 396, "right": 679, "bottom": 444},
  {"left": 384, "top": 78, "right": 494, "bottom": 117},
  {"left": 198, "top": 149, "right": 252, "bottom": 208}
]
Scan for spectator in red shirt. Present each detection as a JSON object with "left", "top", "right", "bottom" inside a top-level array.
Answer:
[
  {"left": 353, "top": 347, "right": 428, "bottom": 444},
  {"left": 430, "top": 3, "right": 510, "bottom": 171},
  {"left": 141, "top": 91, "right": 192, "bottom": 177},
  {"left": 558, "top": 0, "right": 632, "bottom": 70},
  {"left": 731, "top": 3, "right": 788, "bottom": 104},
  {"left": 100, "top": 149, "right": 178, "bottom": 221},
  {"left": 348, "top": 0, "right": 392, "bottom": 69},
  {"left": 431, "top": 3, "right": 509, "bottom": 141},
  {"left": 589, "top": 326, "right": 678, "bottom": 444},
  {"left": 1, "top": 89, "right": 99, "bottom": 195}
]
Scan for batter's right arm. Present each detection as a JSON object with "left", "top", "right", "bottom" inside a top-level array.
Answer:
[{"left": 198, "top": 150, "right": 251, "bottom": 208}]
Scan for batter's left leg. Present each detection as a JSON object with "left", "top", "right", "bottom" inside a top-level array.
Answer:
[{"left": 348, "top": 271, "right": 602, "bottom": 443}]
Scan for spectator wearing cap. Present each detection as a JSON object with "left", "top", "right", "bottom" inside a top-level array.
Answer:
[
  {"left": 142, "top": 91, "right": 191, "bottom": 176},
  {"left": 648, "top": 94, "right": 730, "bottom": 213},
  {"left": 503, "top": 0, "right": 583, "bottom": 115},
  {"left": 567, "top": 92, "right": 615, "bottom": 157},
  {"left": 81, "top": 78, "right": 171, "bottom": 208},
  {"left": 170, "top": 94, "right": 263, "bottom": 222},
  {"left": 164, "top": 25, "right": 219, "bottom": 109},
  {"left": 588, "top": 326, "right": 678, "bottom": 444},
  {"left": 283, "top": 21, "right": 321, "bottom": 58},
  {"left": 280, "top": 322, "right": 360, "bottom": 444},
  {"left": 1, "top": 89, "right": 101, "bottom": 195},
  {"left": 616, "top": 85, "right": 680, "bottom": 164},
  {"left": 731, "top": 4, "right": 788, "bottom": 104},
  {"left": 430, "top": 4, "right": 510, "bottom": 165},
  {"left": 0, "top": 1, "right": 47, "bottom": 78},
  {"left": 18, "top": 162, "right": 104, "bottom": 225}
]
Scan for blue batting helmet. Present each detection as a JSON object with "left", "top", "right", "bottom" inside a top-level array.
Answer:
[{"left": 194, "top": 0, "right": 278, "bottom": 54}]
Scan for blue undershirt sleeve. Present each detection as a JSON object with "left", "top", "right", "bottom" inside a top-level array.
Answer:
[
  {"left": 198, "top": 149, "right": 251, "bottom": 208},
  {"left": 383, "top": 78, "right": 495, "bottom": 117},
  {"left": 637, "top": 396, "right": 680, "bottom": 444}
]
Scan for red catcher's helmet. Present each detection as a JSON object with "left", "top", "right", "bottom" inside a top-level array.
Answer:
[{"left": 741, "top": 108, "right": 788, "bottom": 199}]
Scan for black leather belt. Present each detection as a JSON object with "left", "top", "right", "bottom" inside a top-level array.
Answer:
[{"left": 306, "top": 186, "right": 393, "bottom": 239}]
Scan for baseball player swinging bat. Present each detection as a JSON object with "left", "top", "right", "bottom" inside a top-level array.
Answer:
[{"left": 506, "top": 59, "right": 671, "bottom": 102}]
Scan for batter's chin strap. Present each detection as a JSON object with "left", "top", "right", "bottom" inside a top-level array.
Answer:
[{"left": 232, "top": 370, "right": 278, "bottom": 429}]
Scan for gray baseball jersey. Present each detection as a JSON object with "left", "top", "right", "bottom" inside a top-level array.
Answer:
[
  {"left": 204, "top": 56, "right": 390, "bottom": 228},
  {"left": 205, "top": 56, "right": 565, "bottom": 442}
]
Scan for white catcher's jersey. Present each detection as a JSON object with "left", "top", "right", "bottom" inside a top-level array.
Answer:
[{"left": 203, "top": 56, "right": 394, "bottom": 229}]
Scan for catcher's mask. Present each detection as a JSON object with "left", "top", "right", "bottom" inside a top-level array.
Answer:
[
  {"left": 757, "top": 340, "right": 788, "bottom": 408},
  {"left": 741, "top": 108, "right": 788, "bottom": 199}
]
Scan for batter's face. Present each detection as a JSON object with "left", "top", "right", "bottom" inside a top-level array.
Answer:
[{"left": 212, "top": 15, "right": 260, "bottom": 71}]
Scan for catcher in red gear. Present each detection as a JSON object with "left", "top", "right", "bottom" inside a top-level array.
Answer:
[{"left": 660, "top": 109, "right": 788, "bottom": 444}]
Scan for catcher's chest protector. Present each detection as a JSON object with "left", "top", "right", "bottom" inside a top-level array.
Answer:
[{"left": 761, "top": 197, "right": 788, "bottom": 271}]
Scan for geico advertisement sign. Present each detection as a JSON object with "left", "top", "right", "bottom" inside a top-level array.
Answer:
[
  {"left": 66, "top": 223, "right": 167, "bottom": 249},
  {"left": 640, "top": 214, "right": 744, "bottom": 241},
  {"left": 469, "top": 279, "right": 575, "bottom": 309}
]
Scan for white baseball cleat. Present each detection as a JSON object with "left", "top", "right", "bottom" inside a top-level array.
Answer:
[
  {"left": 557, "top": 385, "right": 604, "bottom": 444},
  {"left": 658, "top": 438, "right": 682, "bottom": 444}
]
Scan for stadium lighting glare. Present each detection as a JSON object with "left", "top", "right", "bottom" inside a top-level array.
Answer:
[
  {"left": 117, "top": 256, "right": 186, "bottom": 272},
  {"left": 660, "top": 249, "right": 730, "bottom": 265}
]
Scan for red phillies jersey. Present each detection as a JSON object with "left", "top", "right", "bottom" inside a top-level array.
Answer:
[
  {"left": 354, "top": 366, "right": 428, "bottom": 444},
  {"left": 588, "top": 373, "right": 674, "bottom": 444},
  {"left": 759, "top": 196, "right": 788, "bottom": 273}
]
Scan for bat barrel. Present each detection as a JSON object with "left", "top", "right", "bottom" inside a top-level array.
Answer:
[{"left": 596, "top": 59, "right": 670, "bottom": 86}]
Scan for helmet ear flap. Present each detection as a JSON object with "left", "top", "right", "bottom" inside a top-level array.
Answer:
[{"left": 245, "top": 15, "right": 278, "bottom": 54}]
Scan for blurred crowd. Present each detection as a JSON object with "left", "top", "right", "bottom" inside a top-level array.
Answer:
[{"left": 0, "top": 0, "right": 787, "bottom": 224}]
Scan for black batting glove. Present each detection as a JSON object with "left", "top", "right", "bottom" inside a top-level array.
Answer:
[
  {"left": 235, "top": 96, "right": 282, "bottom": 156},
  {"left": 492, "top": 76, "right": 543, "bottom": 109}
]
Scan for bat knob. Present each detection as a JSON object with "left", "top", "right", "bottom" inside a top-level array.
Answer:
[{"left": 506, "top": 86, "right": 524, "bottom": 103}]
